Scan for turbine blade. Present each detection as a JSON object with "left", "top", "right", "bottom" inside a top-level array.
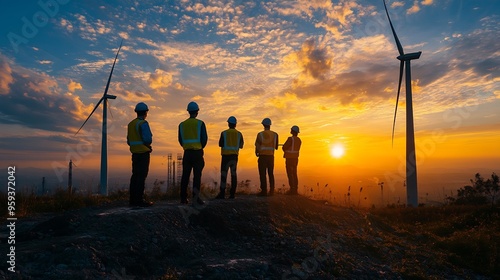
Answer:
[
  {"left": 75, "top": 97, "right": 104, "bottom": 135},
  {"left": 383, "top": 0, "right": 404, "bottom": 56},
  {"left": 392, "top": 60, "right": 404, "bottom": 147},
  {"left": 102, "top": 40, "right": 123, "bottom": 98}
]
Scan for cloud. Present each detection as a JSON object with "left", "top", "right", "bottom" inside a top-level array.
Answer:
[
  {"left": 148, "top": 69, "right": 173, "bottom": 90},
  {"left": 71, "top": 13, "right": 114, "bottom": 41},
  {"left": 0, "top": 56, "right": 93, "bottom": 132},
  {"left": 285, "top": 38, "right": 332, "bottom": 86},
  {"left": 68, "top": 81, "right": 83, "bottom": 92},
  {"left": 406, "top": 0, "right": 433, "bottom": 15},
  {"left": 37, "top": 60, "right": 53, "bottom": 65},
  {"left": 60, "top": 18, "right": 74, "bottom": 32},
  {"left": 0, "top": 59, "right": 13, "bottom": 94}
]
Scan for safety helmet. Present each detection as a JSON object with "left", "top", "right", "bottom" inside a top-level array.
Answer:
[
  {"left": 134, "top": 102, "right": 149, "bottom": 112},
  {"left": 261, "top": 118, "right": 272, "bottom": 126},
  {"left": 187, "top": 101, "right": 199, "bottom": 112},
  {"left": 291, "top": 125, "right": 300, "bottom": 133},
  {"left": 227, "top": 116, "right": 237, "bottom": 124}
]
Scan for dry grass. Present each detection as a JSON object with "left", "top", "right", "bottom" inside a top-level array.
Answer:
[{"left": 369, "top": 204, "right": 500, "bottom": 278}]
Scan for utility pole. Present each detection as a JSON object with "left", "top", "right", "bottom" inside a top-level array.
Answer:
[{"left": 68, "top": 160, "right": 73, "bottom": 194}]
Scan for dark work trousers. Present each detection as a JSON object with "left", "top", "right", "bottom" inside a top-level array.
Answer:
[
  {"left": 220, "top": 154, "right": 238, "bottom": 196},
  {"left": 130, "top": 152, "right": 150, "bottom": 204},
  {"left": 286, "top": 158, "right": 299, "bottom": 192},
  {"left": 258, "top": 155, "right": 275, "bottom": 193},
  {"left": 180, "top": 149, "right": 205, "bottom": 201}
]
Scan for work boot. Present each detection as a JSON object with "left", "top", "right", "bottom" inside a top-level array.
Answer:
[
  {"left": 138, "top": 200, "right": 154, "bottom": 207},
  {"left": 268, "top": 189, "right": 274, "bottom": 196},
  {"left": 180, "top": 199, "right": 189, "bottom": 204}
]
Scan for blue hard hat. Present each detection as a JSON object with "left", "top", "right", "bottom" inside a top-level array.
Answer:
[
  {"left": 187, "top": 101, "right": 199, "bottom": 111},
  {"left": 261, "top": 118, "right": 272, "bottom": 126},
  {"left": 291, "top": 125, "right": 300, "bottom": 133},
  {"left": 227, "top": 116, "right": 237, "bottom": 124},
  {"left": 135, "top": 102, "right": 149, "bottom": 112}
]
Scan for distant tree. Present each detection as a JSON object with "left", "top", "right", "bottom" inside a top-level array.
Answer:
[
  {"left": 484, "top": 173, "right": 499, "bottom": 205},
  {"left": 455, "top": 173, "right": 499, "bottom": 205}
]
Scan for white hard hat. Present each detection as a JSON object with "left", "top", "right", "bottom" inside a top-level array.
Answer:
[
  {"left": 134, "top": 102, "right": 149, "bottom": 112},
  {"left": 261, "top": 118, "right": 272, "bottom": 126},
  {"left": 227, "top": 116, "right": 237, "bottom": 124},
  {"left": 187, "top": 101, "right": 199, "bottom": 112},
  {"left": 291, "top": 125, "right": 300, "bottom": 133}
]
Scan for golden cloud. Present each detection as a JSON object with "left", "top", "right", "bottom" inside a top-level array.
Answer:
[
  {"left": 68, "top": 80, "right": 83, "bottom": 92},
  {"left": 148, "top": 69, "right": 173, "bottom": 90},
  {"left": 285, "top": 38, "right": 332, "bottom": 87},
  {"left": 0, "top": 59, "right": 13, "bottom": 94}
]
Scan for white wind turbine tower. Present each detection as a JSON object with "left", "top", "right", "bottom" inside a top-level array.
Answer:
[
  {"left": 383, "top": 0, "right": 421, "bottom": 207},
  {"left": 75, "top": 41, "right": 123, "bottom": 196}
]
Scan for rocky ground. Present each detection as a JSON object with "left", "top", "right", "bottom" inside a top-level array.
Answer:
[{"left": 0, "top": 194, "right": 492, "bottom": 279}]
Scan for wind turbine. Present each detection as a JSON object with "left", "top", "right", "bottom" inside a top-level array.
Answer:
[
  {"left": 75, "top": 41, "right": 123, "bottom": 196},
  {"left": 383, "top": 0, "right": 421, "bottom": 207}
]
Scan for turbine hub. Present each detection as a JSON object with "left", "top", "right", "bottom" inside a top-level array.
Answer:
[{"left": 397, "top": 51, "right": 422, "bottom": 61}]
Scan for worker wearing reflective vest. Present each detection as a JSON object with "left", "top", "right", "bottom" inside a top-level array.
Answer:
[
  {"left": 216, "top": 116, "right": 244, "bottom": 199},
  {"left": 282, "top": 125, "right": 302, "bottom": 195},
  {"left": 127, "top": 102, "right": 153, "bottom": 207},
  {"left": 255, "top": 118, "right": 279, "bottom": 196},
  {"left": 178, "top": 101, "right": 208, "bottom": 205}
]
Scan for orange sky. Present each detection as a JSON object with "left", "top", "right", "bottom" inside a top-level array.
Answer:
[{"left": 0, "top": 1, "right": 498, "bottom": 205}]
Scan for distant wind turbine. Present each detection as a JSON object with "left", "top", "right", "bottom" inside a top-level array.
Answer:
[
  {"left": 383, "top": 0, "right": 421, "bottom": 207},
  {"left": 75, "top": 41, "right": 123, "bottom": 196}
]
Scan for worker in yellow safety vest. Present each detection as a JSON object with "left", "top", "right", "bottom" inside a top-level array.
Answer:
[
  {"left": 127, "top": 102, "right": 154, "bottom": 207},
  {"left": 216, "top": 116, "right": 244, "bottom": 199},
  {"left": 255, "top": 118, "right": 278, "bottom": 196},
  {"left": 178, "top": 101, "right": 208, "bottom": 206},
  {"left": 282, "top": 125, "right": 302, "bottom": 195}
]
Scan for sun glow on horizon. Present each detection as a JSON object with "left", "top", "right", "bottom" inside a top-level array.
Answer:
[{"left": 330, "top": 143, "right": 345, "bottom": 159}]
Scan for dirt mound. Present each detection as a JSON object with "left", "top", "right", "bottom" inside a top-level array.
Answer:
[{"left": 1, "top": 194, "right": 489, "bottom": 279}]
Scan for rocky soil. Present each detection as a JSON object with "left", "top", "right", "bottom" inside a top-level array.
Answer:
[{"left": 0, "top": 194, "right": 491, "bottom": 279}]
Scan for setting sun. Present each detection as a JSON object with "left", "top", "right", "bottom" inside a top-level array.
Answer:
[{"left": 330, "top": 144, "right": 345, "bottom": 158}]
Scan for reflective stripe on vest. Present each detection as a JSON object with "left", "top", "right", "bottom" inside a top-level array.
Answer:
[
  {"left": 180, "top": 118, "right": 202, "bottom": 150},
  {"left": 222, "top": 129, "right": 240, "bottom": 155},
  {"left": 285, "top": 137, "right": 299, "bottom": 153},
  {"left": 128, "top": 118, "right": 151, "bottom": 153},
  {"left": 258, "top": 131, "right": 276, "bottom": 155},
  {"left": 260, "top": 132, "right": 276, "bottom": 150}
]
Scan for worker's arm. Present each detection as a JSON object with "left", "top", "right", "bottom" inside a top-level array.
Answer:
[
  {"left": 219, "top": 131, "right": 224, "bottom": 148},
  {"left": 178, "top": 123, "right": 183, "bottom": 146},
  {"left": 200, "top": 121, "right": 208, "bottom": 149},
  {"left": 140, "top": 122, "right": 152, "bottom": 146},
  {"left": 239, "top": 132, "right": 244, "bottom": 149}
]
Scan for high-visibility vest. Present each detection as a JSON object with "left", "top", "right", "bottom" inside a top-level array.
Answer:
[
  {"left": 180, "top": 118, "right": 202, "bottom": 150},
  {"left": 127, "top": 118, "right": 151, "bottom": 153},
  {"left": 284, "top": 136, "right": 301, "bottom": 158},
  {"left": 257, "top": 130, "right": 277, "bottom": 155},
  {"left": 221, "top": 129, "right": 241, "bottom": 155}
]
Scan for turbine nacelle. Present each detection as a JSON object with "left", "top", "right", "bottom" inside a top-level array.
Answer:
[
  {"left": 397, "top": 51, "right": 422, "bottom": 61},
  {"left": 106, "top": 94, "right": 117, "bottom": 100}
]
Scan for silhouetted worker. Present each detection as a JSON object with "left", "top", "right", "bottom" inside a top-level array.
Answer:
[
  {"left": 216, "top": 116, "right": 244, "bottom": 199},
  {"left": 127, "top": 102, "right": 154, "bottom": 207},
  {"left": 255, "top": 118, "right": 278, "bottom": 196},
  {"left": 178, "top": 101, "right": 208, "bottom": 205},
  {"left": 283, "top": 125, "right": 302, "bottom": 195}
]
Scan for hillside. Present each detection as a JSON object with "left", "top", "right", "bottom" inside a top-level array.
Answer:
[{"left": 1, "top": 194, "right": 494, "bottom": 279}]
